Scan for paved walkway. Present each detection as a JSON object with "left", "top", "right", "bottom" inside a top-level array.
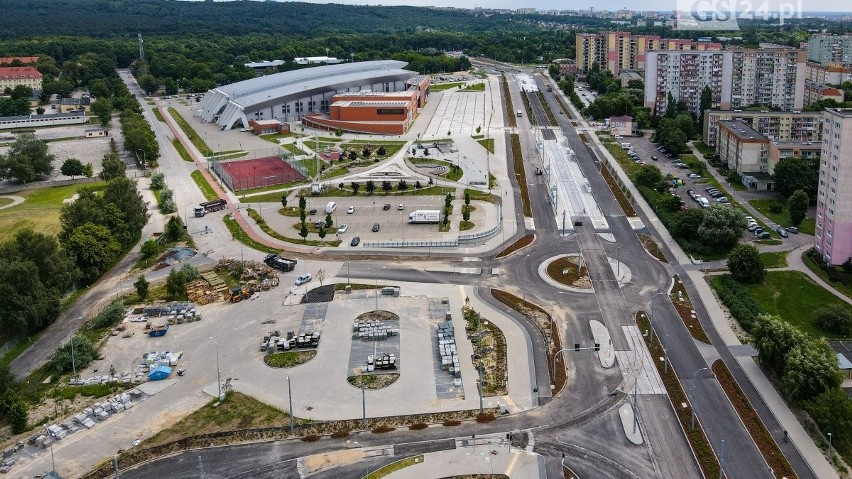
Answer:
[
  {"left": 383, "top": 444, "right": 544, "bottom": 479},
  {"left": 555, "top": 82, "right": 839, "bottom": 479},
  {"left": 0, "top": 194, "right": 24, "bottom": 209}
]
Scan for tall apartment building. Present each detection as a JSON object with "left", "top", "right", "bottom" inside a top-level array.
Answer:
[
  {"left": 644, "top": 51, "right": 732, "bottom": 117},
  {"left": 0, "top": 66, "right": 42, "bottom": 91},
  {"left": 815, "top": 109, "right": 852, "bottom": 265},
  {"left": 703, "top": 110, "right": 823, "bottom": 146},
  {"left": 807, "top": 34, "right": 852, "bottom": 65},
  {"left": 729, "top": 47, "right": 806, "bottom": 110},
  {"left": 575, "top": 32, "right": 721, "bottom": 76},
  {"left": 717, "top": 120, "right": 770, "bottom": 174}
]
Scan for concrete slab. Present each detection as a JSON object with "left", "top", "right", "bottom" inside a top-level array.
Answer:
[
  {"left": 619, "top": 402, "right": 644, "bottom": 445},
  {"left": 589, "top": 320, "right": 616, "bottom": 368},
  {"left": 615, "top": 326, "right": 666, "bottom": 395},
  {"left": 135, "top": 378, "right": 178, "bottom": 395},
  {"left": 383, "top": 445, "right": 544, "bottom": 479}
]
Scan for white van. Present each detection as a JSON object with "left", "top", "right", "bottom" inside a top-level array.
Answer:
[
  {"left": 325, "top": 201, "right": 337, "bottom": 214},
  {"left": 620, "top": 142, "right": 631, "bottom": 150}
]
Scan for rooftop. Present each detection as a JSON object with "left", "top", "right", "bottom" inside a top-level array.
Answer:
[
  {"left": 0, "top": 66, "right": 42, "bottom": 79},
  {"left": 0, "top": 56, "right": 39, "bottom": 65},
  {"left": 826, "top": 108, "right": 852, "bottom": 118},
  {"left": 0, "top": 111, "right": 86, "bottom": 122},
  {"left": 334, "top": 100, "right": 410, "bottom": 108},
  {"left": 719, "top": 120, "right": 768, "bottom": 141}
]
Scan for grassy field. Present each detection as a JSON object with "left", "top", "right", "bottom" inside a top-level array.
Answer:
[
  {"left": 758, "top": 251, "right": 789, "bottom": 268},
  {"left": 167, "top": 107, "right": 210, "bottom": 154},
  {"left": 259, "top": 132, "right": 294, "bottom": 144},
  {"left": 172, "top": 139, "right": 193, "bottom": 162},
  {"left": 802, "top": 249, "right": 852, "bottom": 300},
  {"left": 143, "top": 392, "right": 295, "bottom": 448},
  {"left": 282, "top": 143, "right": 307, "bottom": 156},
  {"left": 0, "top": 197, "right": 13, "bottom": 207},
  {"left": 190, "top": 170, "right": 219, "bottom": 201},
  {"left": 476, "top": 138, "right": 495, "bottom": 153},
  {"left": 0, "top": 182, "right": 105, "bottom": 242},
  {"left": 748, "top": 199, "right": 816, "bottom": 235},
  {"left": 294, "top": 158, "right": 319, "bottom": 177},
  {"left": 744, "top": 270, "right": 852, "bottom": 338}
]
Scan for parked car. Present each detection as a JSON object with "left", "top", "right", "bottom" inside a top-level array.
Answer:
[
  {"left": 347, "top": 206, "right": 355, "bottom": 214},
  {"left": 652, "top": 156, "right": 659, "bottom": 161},
  {"left": 755, "top": 231, "right": 771, "bottom": 239},
  {"left": 753, "top": 227, "right": 765, "bottom": 235},
  {"left": 314, "top": 220, "right": 326, "bottom": 228},
  {"left": 309, "top": 208, "right": 317, "bottom": 215},
  {"left": 748, "top": 224, "right": 760, "bottom": 232},
  {"left": 774, "top": 226, "right": 789, "bottom": 238},
  {"left": 337, "top": 224, "right": 348, "bottom": 234},
  {"left": 688, "top": 173, "right": 702, "bottom": 179},
  {"left": 716, "top": 197, "right": 729, "bottom": 203},
  {"left": 295, "top": 273, "right": 312, "bottom": 285},
  {"left": 383, "top": 204, "right": 391, "bottom": 211},
  {"left": 397, "top": 204, "right": 405, "bottom": 210},
  {"left": 372, "top": 223, "right": 380, "bottom": 232},
  {"left": 350, "top": 236, "right": 360, "bottom": 246},
  {"left": 785, "top": 226, "right": 799, "bottom": 234}
]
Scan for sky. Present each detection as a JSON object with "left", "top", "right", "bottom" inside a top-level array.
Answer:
[{"left": 278, "top": 0, "right": 852, "bottom": 13}]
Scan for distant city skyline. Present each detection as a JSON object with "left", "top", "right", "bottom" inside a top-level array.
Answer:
[{"left": 282, "top": 0, "right": 852, "bottom": 13}]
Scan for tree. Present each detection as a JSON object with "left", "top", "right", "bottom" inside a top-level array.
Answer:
[
  {"left": 804, "top": 389, "right": 852, "bottom": 450},
  {"left": 727, "top": 244, "right": 765, "bottom": 284},
  {"left": 445, "top": 193, "right": 453, "bottom": 209},
  {"left": 181, "top": 263, "right": 199, "bottom": 282},
  {"left": 36, "top": 107, "right": 45, "bottom": 115},
  {"left": 462, "top": 209, "right": 471, "bottom": 222},
  {"left": 134, "top": 275, "right": 149, "bottom": 300},
  {"left": 0, "top": 135, "right": 55, "bottom": 183},
  {"left": 815, "top": 305, "right": 852, "bottom": 336},
  {"left": 60, "top": 158, "right": 86, "bottom": 178},
  {"left": 397, "top": 179, "right": 408, "bottom": 191},
  {"left": 7, "top": 400, "right": 28, "bottom": 434},
  {"left": 299, "top": 195, "right": 306, "bottom": 211},
  {"left": 787, "top": 190, "right": 809, "bottom": 227},
  {"left": 50, "top": 335, "right": 96, "bottom": 374},
  {"left": 150, "top": 172, "right": 166, "bottom": 190},
  {"left": 316, "top": 269, "right": 326, "bottom": 286},
  {"left": 348, "top": 150, "right": 358, "bottom": 161},
  {"left": 699, "top": 85, "right": 713, "bottom": 128},
  {"left": 164, "top": 215, "right": 185, "bottom": 242},
  {"left": 318, "top": 227, "right": 326, "bottom": 242},
  {"left": 280, "top": 194, "right": 288, "bottom": 208},
  {"left": 138, "top": 74, "right": 160, "bottom": 95},
  {"left": 83, "top": 162, "right": 94, "bottom": 178},
  {"left": 325, "top": 213, "right": 333, "bottom": 229},
  {"left": 141, "top": 239, "right": 159, "bottom": 258},
  {"left": 772, "top": 158, "right": 818, "bottom": 199},
  {"left": 90, "top": 98, "right": 113, "bottom": 126},
  {"left": 299, "top": 223, "right": 309, "bottom": 242},
  {"left": 0, "top": 228, "right": 78, "bottom": 294},
  {"left": 351, "top": 182, "right": 360, "bottom": 195},
  {"left": 381, "top": 180, "right": 392, "bottom": 192},
  {"left": 464, "top": 191, "right": 471, "bottom": 205},
  {"left": 635, "top": 165, "right": 665, "bottom": 191},
  {"left": 697, "top": 205, "right": 747, "bottom": 252},
  {"left": 752, "top": 314, "right": 806, "bottom": 376},
  {"left": 377, "top": 146, "right": 387, "bottom": 156},
  {"left": 783, "top": 339, "right": 842, "bottom": 403},
  {"left": 102, "top": 177, "right": 149, "bottom": 245},
  {"left": 65, "top": 223, "right": 122, "bottom": 284},
  {"left": 0, "top": 258, "right": 60, "bottom": 336},
  {"left": 165, "top": 268, "right": 187, "bottom": 300},
  {"left": 366, "top": 180, "right": 375, "bottom": 194},
  {"left": 99, "top": 152, "right": 126, "bottom": 181}
]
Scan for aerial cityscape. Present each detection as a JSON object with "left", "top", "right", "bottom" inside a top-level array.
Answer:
[{"left": 2, "top": 1, "right": 852, "bottom": 478}]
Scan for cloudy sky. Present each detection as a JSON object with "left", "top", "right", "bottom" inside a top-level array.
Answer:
[{"left": 286, "top": 0, "right": 850, "bottom": 13}]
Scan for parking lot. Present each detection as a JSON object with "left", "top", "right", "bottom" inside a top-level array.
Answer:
[{"left": 253, "top": 195, "right": 498, "bottom": 247}]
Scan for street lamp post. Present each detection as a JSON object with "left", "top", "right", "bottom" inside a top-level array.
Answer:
[
  {"left": 691, "top": 367, "right": 709, "bottom": 430},
  {"left": 287, "top": 376, "right": 294, "bottom": 435},
  {"left": 361, "top": 385, "right": 367, "bottom": 426},
  {"left": 828, "top": 432, "right": 834, "bottom": 462},
  {"left": 209, "top": 337, "right": 222, "bottom": 400}
]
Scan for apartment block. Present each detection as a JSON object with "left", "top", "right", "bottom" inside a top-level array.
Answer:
[
  {"left": 806, "top": 61, "right": 852, "bottom": 86},
  {"left": 815, "top": 108, "right": 852, "bottom": 266},
  {"left": 767, "top": 141, "right": 822, "bottom": 175},
  {"left": 644, "top": 51, "right": 732, "bottom": 117},
  {"left": 717, "top": 120, "right": 770, "bottom": 176},
  {"left": 804, "top": 82, "right": 844, "bottom": 106},
  {"left": 807, "top": 34, "right": 852, "bottom": 65},
  {"left": 703, "top": 110, "right": 822, "bottom": 146},
  {"left": 729, "top": 47, "right": 806, "bottom": 110},
  {"left": 575, "top": 32, "right": 721, "bottom": 76}
]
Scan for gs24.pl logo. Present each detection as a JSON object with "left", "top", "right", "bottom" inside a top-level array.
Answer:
[{"left": 675, "top": 0, "right": 803, "bottom": 30}]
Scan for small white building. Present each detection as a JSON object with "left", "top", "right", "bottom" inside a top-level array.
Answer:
[
  {"left": 84, "top": 128, "right": 107, "bottom": 138},
  {"left": 609, "top": 115, "right": 634, "bottom": 137}
]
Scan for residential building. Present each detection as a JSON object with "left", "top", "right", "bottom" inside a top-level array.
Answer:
[
  {"left": 618, "top": 71, "right": 642, "bottom": 87},
  {"left": 608, "top": 115, "right": 634, "bottom": 136},
  {"left": 804, "top": 82, "right": 844, "bottom": 106},
  {"left": 815, "top": 108, "right": 852, "bottom": 266},
  {"left": 58, "top": 97, "right": 91, "bottom": 113},
  {"left": 767, "top": 141, "right": 821, "bottom": 175},
  {"left": 807, "top": 34, "right": 852, "bottom": 64},
  {"left": 0, "top": 111, "right": 88, "bottom": 130},
  {"left": 0, "top": 66, "right": 42, "bottom": 91},
  {"left": 703, "top": 110, "right": 823, "bottom": 146},
  {"left": 0, "top": 56, "right": 39, "bottom": 65},
  {"left": 729, "top": 47, "right": 806, "bottom": 110},
  {"left": 575, "top": 32, "right": 721, "bottom": 75},
  {"left": 806, "top": 61, "right": 852, "bottom": 86},
  {"left": 717, "top": 120, "right": 772, "bottom": 189},
  {"left": 644, "top": 51, "right": 732, "bottom": 117}
]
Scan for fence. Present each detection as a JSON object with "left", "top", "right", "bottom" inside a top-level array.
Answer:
[
  {"left": 0, "top": 176, "right": 101, "bottom": 194},
  {"left": 363, "top": 239, "right": 458, "bottom": 248}
]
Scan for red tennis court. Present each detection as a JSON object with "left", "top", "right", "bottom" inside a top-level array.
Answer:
[{"left": 217, "top": 156, "right": 305, "bottom": 191}]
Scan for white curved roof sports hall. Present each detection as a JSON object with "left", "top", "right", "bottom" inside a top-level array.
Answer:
[{"left": 196, "top": 60, "right": 415, "bottom": 129}]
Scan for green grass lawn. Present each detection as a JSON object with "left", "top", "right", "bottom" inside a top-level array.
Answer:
[
  {"left": 759, "top": 251, "right": 789, "bottom": 268},
  {"left": 190, "top": 170, "right": 219, "bottom": 201},
  {"left": 294, "top": 158, "right": 319, "bottom": 177},
  {"left": 802, "top": 250, "right": 852, "bottom": 300},
  {"left": 744, "top": 271, "right": 852, "bottom": 338},
  {"left": 167, "top": 107, "right": 210, "bottom": 154},
  {"left": 172, "top": 139, "right": 193, "bottom": 162},
  {"left": 476, "top": 138, "right": 495, "bottom": 153},
  {"left": 152, "top": 109, "right": 165, "bottom": 123},
  {"left": 430, "top": 82, "right": 464, "bottom": 91},
  {"left": 693, "top": 140, "right": 715, "bottom": 157},
  {"left": 604, "top": 143, "right": 642, "bottom": 178},
  {"left": 282, "top": 143, "right": 307, "bottom": 156},
  {"left": 748, "top": 199, "right": 816, "bottom": 235},
  {"left": 460, "top": 82, "right": 485, "bottom": 91},
  {"left": 0, "top": 182, "right": 105, "bottom": 242},
  {"left": 0, "top": 197, "right": 13, "bottom": 207}
]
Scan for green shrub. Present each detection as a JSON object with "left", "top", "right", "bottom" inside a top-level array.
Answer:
[
  {"left": 51, "top": 335, "right": 96, "bottom": 374},
  {"left": 150, "top": 172, "right": 165, "bottom": 190},
  {"left": 711, "top": 275, "right": 766, "bottom": 332},
  {"left": 89, "top": 301, "right": 125, "bottom": 330}
]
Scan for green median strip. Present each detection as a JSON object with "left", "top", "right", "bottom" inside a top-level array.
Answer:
[
  {"left": 168, "top": 107, "right": 210, "bottom": 154},
  {"left": 172, "top": 139, "right": 193, "bottom": 162},
  {"left": 365, "top": 455, "right": 423, "bottom": 479},
  {"left": 191, "top": 170, "right": 218, "bottom": 201}
]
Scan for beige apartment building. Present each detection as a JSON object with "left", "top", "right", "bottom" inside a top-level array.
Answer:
[{"left": 703, "top": 110, "right": 822, "bottom": 146}]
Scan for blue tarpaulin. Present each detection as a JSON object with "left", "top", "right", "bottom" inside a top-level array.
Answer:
[{"left": 148, "top": 365, "right": 172, "bottom": 381}]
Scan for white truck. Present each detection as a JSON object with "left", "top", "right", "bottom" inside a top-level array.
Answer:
[{"left": 408, "top": 210, "right": 442, "bottom": 224}]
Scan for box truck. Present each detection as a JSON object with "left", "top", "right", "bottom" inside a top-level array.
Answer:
[
  {"left": 193, "top": 199, "right": 227, "bottom": 217},
  {"left": 408, "top": 210, "right": 442, "bottom": 224}
]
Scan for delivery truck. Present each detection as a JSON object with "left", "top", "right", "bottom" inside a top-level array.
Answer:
[{"left": 408, "top": 210, "right": 442, "bottom": 224}]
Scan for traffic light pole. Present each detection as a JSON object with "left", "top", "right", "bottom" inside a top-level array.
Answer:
[{"left": 551, "top": 343, "right": 601, "bottom": 382}]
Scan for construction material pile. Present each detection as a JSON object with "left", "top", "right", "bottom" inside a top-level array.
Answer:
[{"left": 437, "top": 320, "right": 461, "bottom": 379}]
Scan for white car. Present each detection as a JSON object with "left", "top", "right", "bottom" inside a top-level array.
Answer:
[
  {"left": 295, "top": 273, "right": 312, "bottom": 286},
  {"left": 397, "top": 204, "right": 405, "bottom": 210},
  {"left": 337, "top": 224, "right": 348, "bottom": 234},
  {"left": 130, "top": 316, "right": 148, "bottom": 323},
  {"left": 347, "top": 206, "right": 355, "bottom": 214},
  {"left": 688, "top": 173, "right": 702, "bottom": 179}
]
